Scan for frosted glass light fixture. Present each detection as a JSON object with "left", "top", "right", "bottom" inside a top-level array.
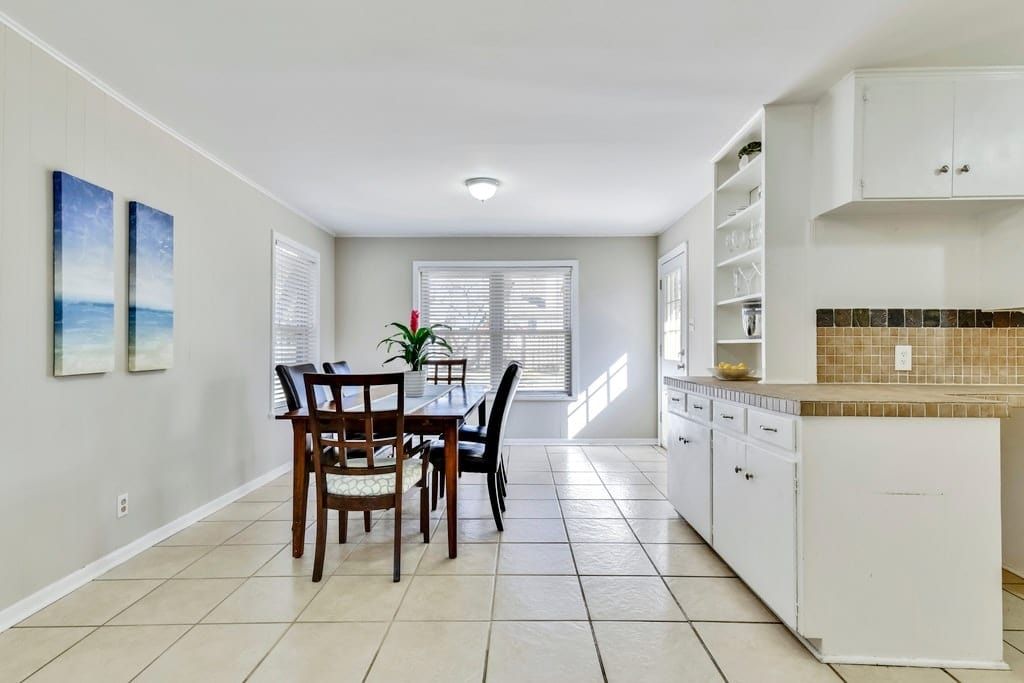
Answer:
[{"left": 465, "top": 177, "right": 500, "bottom": 202}]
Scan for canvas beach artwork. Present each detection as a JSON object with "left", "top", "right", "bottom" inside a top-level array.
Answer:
[
  {"left": 128, "top": 201, "right": 174, "bottom": 371},
  {"left": 53, "top": 171, "right": 115, "bottom": 376}
]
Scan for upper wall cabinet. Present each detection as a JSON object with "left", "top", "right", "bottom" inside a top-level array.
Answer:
[{"left": 812, "top": 68, "right": 1024, "bottom": 217}]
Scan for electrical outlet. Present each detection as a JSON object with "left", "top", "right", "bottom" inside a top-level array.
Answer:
[
  {"left": 895, "top": 345, "right": 912, "bottom": 372},
  {"left": 117, "top": 493, "right": 128, "bottom": 518}
]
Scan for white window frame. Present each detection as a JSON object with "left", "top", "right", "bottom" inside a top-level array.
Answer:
[
  {"left": 270, "top": 232, "right": 321, "bottom": 415},
  {"left": 413, "top": 260, "right": 580, "bottom": 401}
]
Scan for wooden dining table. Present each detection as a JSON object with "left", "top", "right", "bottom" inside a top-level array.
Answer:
[{"left": 276, "top": 383, "right": 488, "bottom": 559}]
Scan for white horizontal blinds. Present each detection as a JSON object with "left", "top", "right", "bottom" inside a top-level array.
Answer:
[
  {"left": 419, "top": 265, "right": 573, "bottom": 395},
  {"left": 272, "top": 237, "right": 320, "bottom": 412}
]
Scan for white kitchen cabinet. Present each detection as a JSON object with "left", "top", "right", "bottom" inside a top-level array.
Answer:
[
  {"left": 953, "top": 76, "right": 1024, "bottom": 197},
  {"left": 711, "top": 430, "right": 749, "bottom": 577},
  {"left": 667, "top": 412, "right": 713, "bottom": 542}
]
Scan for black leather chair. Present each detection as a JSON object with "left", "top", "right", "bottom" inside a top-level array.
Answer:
[
  {"left": 323, "top": 360, "right": 359, "bottom": 398},
  {"left": 425, "top": 362, "right": 522, "bottom": 530}
]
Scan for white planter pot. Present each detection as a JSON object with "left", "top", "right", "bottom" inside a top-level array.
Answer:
[{"left": 405, "top": 369, "right": 427, "bottom": 397}]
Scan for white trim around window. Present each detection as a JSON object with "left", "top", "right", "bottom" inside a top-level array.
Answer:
[
  {"left": 270, "top": 232, "right": 321, "bottom": 414},
  {"left": 413, "top": 260, "right": 580, "bottom": 401}
]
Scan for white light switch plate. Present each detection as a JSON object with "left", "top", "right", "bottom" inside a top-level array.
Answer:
[{"left": 895, "top": 345, "right": 912, "bottom": 371}]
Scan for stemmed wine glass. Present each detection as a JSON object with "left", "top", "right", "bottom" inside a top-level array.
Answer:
[{"left": 738, "top": 262, "right": 762, "bottom": 295}]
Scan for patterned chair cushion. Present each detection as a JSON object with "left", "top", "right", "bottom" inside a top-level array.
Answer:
[{"left": 325, "top": 457, "right": 427, "bottom": 497}]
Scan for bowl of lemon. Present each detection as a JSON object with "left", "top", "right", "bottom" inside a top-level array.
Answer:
[{"left": 709, "top": 362, "right": 755, "bottom": 381}]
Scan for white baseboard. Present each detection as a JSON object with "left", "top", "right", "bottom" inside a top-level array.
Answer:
[
  {"left": 0, "top": 462, "right": 291, "bottom": 631},
  {"left": 505, "top": 438, "right": 659, "bottom": 446}
]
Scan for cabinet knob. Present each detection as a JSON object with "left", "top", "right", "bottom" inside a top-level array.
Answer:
[
  {"left": 678, "top": 436, "right": 690, "bottom": 444},
  {"left": 745, "top": 472, "right": 754, "bottom": 481},
  {"left": 958, "top": 164, "right": 971, "bottom": 174},
  {"left": 937, "top": 164, "right": 950, "bottom": 174},
  {"left": 734, "top": 466, "right": 743, "bottom": 474}
]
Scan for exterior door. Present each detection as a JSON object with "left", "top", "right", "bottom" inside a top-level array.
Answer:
[
  {"left": 953, "top": 76, "right": 1024, "bottom": 197},
  {"left": 658, "top": 246, "right": 688, "bottom": 446}
]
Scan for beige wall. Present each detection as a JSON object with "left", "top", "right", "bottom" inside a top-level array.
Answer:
[
  {"left": 658, "top": 195, "right": 714, "bottom": 374},
  {"left": 0, "top": 27, "right": 335, "bottom": 613},
  {"left": 334, "top": 236, "right": 657, "bottom": 439}
]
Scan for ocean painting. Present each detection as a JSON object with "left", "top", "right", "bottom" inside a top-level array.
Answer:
[
  {"left": 128, "top": 202, "right": 174, "bottom": 371},
  {"left": 53, "top": 171, "right": 115, "bottom": 376}
]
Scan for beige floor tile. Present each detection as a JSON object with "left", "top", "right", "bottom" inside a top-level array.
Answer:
[
  {"left": 487, "top": 621, "right": 603, "bottom": 683},
  {"left": 559, "top": 499, "right": 623, "bottom": 518},
  {"left": 395, "top": 575, "right": 494, "bottom": 620},
  {"left": 237, "top": 485, "right": 293, "bottom": 503},
  {"left": 583, "top": 445, "right": 623, "bottom": 458},
  {"left": 500, "top": 498, "right": 564, "bottom": 518},
  {"left": 619, "top": 445, "right": 666, "bottom": 461},
  {"left": 255, "top": 543, "right": 352, "bottom": 577},
  {"left": 362, "top": 519, "right": 436, "bottom": 544},
  {"left": 553, "top": 471, "right": 604, "bottom": 485},
  {"left": 456, "top": 485, "right": 490, "bottom": 500},
  {"left": 504, "top": 484, "right": 558, "bottom": 499},
  {"left": 417, "top": 541, "right": 498, "bottom": 574},
  {"left": 581, "top": 576, "right": 685, "bottom": 621},
  {"left": 203, "top": 576, "right": 322, "bottom": 623},
  {"left": 203, "top": 501, "right": 280, "bottom": 521},
  {"left": 367, "top": 621, "right": 488, "bottom": 682},
  {"left": 432, "top": 518, "right": 500, "bottom": 543},
  {"left": 598, "top": 471, "right": 652, "bottom": 485},
  {"left": 110, "top": 578, "right": 242, "bottom": 625},
  {"left": 594, "top": 621, "right": 723, "bottom": 683},
  {"left": 606, "top": 484, "right": 665, "bottom": 500},
  {"left": 25, "top": 625, "right": 188, "bottom": 683},
  {"left": 695, "top": 622, "right": 841, "bottom": 683},
  {"left": 158, "top": 520, "right": 250, "bottom": 546},
  {"left": 591, "top": 460, "right": 640, "bottom": 473},
  {"left": 20, "top": 580, "right": 161, "bottom": 627},
  {"left": 0, "top": 627, "right": 92, "bottom": 682},
  {"left": 499, "top": 518, "right": 569, "bottom": 543},
  {"left": 134, "top": 623, "right": 286, "bottom": 682},
  {"left": 299, "top": 574, "right": 410, "bottom": 621},
  {"left": 99, "top": 546, "right": 209, "bottom": 580},
  {"left": 614, "top": 499, "right": 678, "bottom": 518},
  {"left": 666, "top": 577, "right": 777, "bottom": 622},
  {"left": 175, "top": 544, "right": 283, "bottom": 578},
  {"left": 334, "top": 540, "right": 427, "bottom": 575},
  {"left": 556, "top": 485, "right": 610, "bottom": 500},
  {"left": 223, "top": 520, "right": 296, "bottom": 544},
  {"left": 1006, "top": 591, "right": 1024, "bottom": 629},
  {"left": 249, "top": 622, "right": 386, "bottom": 682},
  {"left": 507, "top": 458, "right": 553, "bottom": 472},
  {"left": 497, "top": 543, "right": 576, "bottom": 575},
  {"left": 948, "top": 643, "right": 1024, "bottom": 681},
  {"left": 1005, "top": 570, "right": 1024, "bottom": 585},
  {"left": 636, "top": 461, "right": 668, "bottom": 473},
  {"left": 506, "top": 471, "right": 555, "bottom": 485},
  {"left": 493, "top": 576, "right": 587, "bottom": 620},
  {"left": 257, "top": 501, "right": 296, "bottom": 521},
  {"left": 572, "top": 543, "right": 657, "bottom": 575},
  {"left": 627, "top": 518, "right": 703, "bottom": 543},
  {"left": 548, "top": 458, "right": 595, "bottom": 473},
  {"left": 834, "top": 663, "right": 956, "bottom": 682},
  {"left": 565, "top": 518, "right": 638, "bottom": 543},
  {"left": 645, "top": 543, "right": 734, "bottom": 577},
  {"left": 545, "top": 445, "right": 585, "bottom": 455}
]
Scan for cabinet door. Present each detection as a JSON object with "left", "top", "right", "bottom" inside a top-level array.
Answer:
[
  {"left": 711, "top": 431, "right": 748, "bottom": 577},
  {"left": 667, "top": 418, "right": 713, "bottom": 541},
  {"left": 744, "top": 444, "right": 798, "bottom": 628},
  {"left": 860, "top": 79, "right": 954, "bottom": 199},
  {"left": 953, "top": 76, "right": 1024, "bottom": 197}
]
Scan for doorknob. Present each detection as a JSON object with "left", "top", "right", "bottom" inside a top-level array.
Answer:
[{"left": 958, "top": 164, "right": 971, "bottom": 174}]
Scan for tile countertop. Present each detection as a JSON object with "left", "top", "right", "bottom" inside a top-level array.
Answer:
[{"left": 664, "top": 376, "right": 1024, "bottom": 418}]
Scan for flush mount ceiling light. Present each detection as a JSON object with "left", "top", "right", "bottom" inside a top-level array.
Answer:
[{"left": 465, "top": 177, "right": 500, "bottom": 202}]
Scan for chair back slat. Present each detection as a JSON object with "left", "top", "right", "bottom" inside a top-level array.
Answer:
[{"left": 422, "top": 358, "right": 467, "bottom": 386}]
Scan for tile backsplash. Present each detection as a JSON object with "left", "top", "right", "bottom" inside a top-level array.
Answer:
[{"left": 816, "top": 308, "right": 1024, "bottom": 384}]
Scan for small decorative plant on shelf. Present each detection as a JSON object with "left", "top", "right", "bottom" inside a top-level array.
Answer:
[
  {"left": 378, "top": 309, "right": 452, "bottom": 396},
  {"left": 737, "top": 141, "right": 762, "bottom": 169}
]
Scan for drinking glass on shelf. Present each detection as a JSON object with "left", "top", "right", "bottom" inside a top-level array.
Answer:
[
  {"left": 725, "top": 231, "right": 736, "bottom": 253},
  {"left": 739, "top": 262, "right": 762, "bottom": 295},
  {"left": 732, "top": 268, "right": 743, "bottom": 296},
  {"left": 735, "top": 229, "right": 749, "bottom": 251}
]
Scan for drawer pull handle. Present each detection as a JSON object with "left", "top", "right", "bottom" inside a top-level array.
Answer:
[
  {"left": 678, "top": 436, "right": 691, "bottom": 444},
  {"left": 692, "top": 405, "right": 704, "bottom": 411},
  {"left": 745, "top": 472, "right": 754, "bottom": 481},
  {"left": 734, "top": 466, "right": 743, "bottom": 474},
  {"left": 759, "top": 425, "right": 778, "bottom": 433},
  {"left": 720, "top": 414, "right": 734, "bottom": 420},
  {"left": 670, "top": 397, "right": 681, "bottom": 402}
]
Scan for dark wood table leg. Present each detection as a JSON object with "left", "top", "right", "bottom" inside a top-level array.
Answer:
[
  {"left": 443, "top": 420, "right": 459, "bottom": 558},
  {"left": 291, "top": 422, "right": 309, "bottom": 557}
]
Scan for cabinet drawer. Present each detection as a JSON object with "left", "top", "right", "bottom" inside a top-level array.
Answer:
[
  {"left": 666, "top": 389, "right": 686, "bottom": 417},
  {"left": 713, "top": 401, "right": 746, "bottom": 434},
  {"left": 747, "top": 409, "right": 797, "bottom": 451},
  {"left": 686, "top": 394, "right": 712, "bottom": 422}
]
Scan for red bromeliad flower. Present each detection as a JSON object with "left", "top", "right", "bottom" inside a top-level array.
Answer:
[{"left": 410, "top": 309, "right": 420, "bottom": 332}]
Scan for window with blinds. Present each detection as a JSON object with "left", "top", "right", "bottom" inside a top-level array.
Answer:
[
  {"left": 271, "top": 235, "right": 320, "bottom": 412},
  {"left": 415, "top": 262, "right": 577, "bottom": 397}
]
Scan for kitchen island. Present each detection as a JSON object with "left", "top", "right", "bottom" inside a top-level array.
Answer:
[{"left": 663, "top": 377, "right": 1022, "bottom": 670}]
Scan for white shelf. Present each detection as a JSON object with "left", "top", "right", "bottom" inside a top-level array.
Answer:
[
  {"left": 716, "top": 247, "right": 762, "bottom": 268},
  {"left": 717, "top": 338, "right": 763, "bottom": 344},
  {"left": 717, "top": 293, "right": 762, "bottom": 307},
  {"left": 716, "top": 199, "right": 762, "bottom": 231},
  {"left": 716, "top": 155, "right": 762, "bottom": 194}
]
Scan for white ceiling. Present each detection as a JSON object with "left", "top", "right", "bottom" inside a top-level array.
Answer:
[{"left": 2, "top": 1, "right": 1023, "bottom": 236}]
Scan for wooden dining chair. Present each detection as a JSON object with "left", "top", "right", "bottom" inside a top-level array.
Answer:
[
  {"left": 426, "top": 362, "right": 522, "bottom": 530},
  {"left": 423, "top": 358, "right": 468, "bottom": 386},
  {"left": 304, "top": 372, "right": 431, "bottom": 582}
]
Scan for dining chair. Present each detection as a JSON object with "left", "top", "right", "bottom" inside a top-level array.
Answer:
[
  {"left": 276, "top": 362, "right": 374, "bottom": 534},
  {"left": 323, "top": 360, "right": 360, "bottom": 397},
  {"left": 422, "top": 358, "right": 467, "bottom": 386},
  {"left": 304, "top": 372, "right": 430, "bottom": 582},
  {"left": 426, "top": 362, "right": 522, "bottom": 530}
]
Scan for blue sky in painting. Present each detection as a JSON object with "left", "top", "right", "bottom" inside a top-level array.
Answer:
[
  {"left": 130, "top": 202, "right": 174, "bottom": 312},
  {"left": 54, "top": 171, "right": 114, "bottom": 305}
]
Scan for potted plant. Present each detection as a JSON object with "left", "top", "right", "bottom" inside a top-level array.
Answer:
[
  {"left": 378, "top": 309, "right": 453, "bottom": 397},
  {"left": 737, "top": 141, "right": 762, "bottom": 169}
]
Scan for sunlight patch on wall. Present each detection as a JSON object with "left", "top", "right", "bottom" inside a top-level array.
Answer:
[{"left": 567, "top": 354, "right": 628, "bottom": 438}]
